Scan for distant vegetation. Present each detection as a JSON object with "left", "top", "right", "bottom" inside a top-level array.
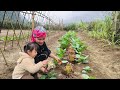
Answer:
[{"left": 63, "top": 11, "right": 120, "bottom": 46}]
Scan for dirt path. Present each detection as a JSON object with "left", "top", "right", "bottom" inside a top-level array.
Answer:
[{"left": 77, "top": 31, "right": 120, "bottom": 79}]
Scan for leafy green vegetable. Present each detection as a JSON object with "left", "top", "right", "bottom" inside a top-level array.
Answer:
[
  {"left": 80, "top": 55, "right": 89, "bottom": 63},
  {"left": 83, "top": 66, "right": 92, "bottom": 72},
  {"left": 82, "top": 60, "right": 89, "bottom": 64},
  {"left": 47, "top": 71, "right": 57, "bottom": 78},
  {"left": 82, "top": 70, "right": 87, "bottom": 74},
  {"left": 82, "top": 74, "right": 90, "bottom": 79},
  {"left": 56, "top": 48, "right": 66, "bottom": 59},
  {"left": 58, "top": 31, "right": 86, "bottom": 56},
  {"left": 89, "top": 76, "right": 96, "bottom": 79},
  {"left": 75, "top": 55, "right": 88, "bottom": 63},
  {"left": 39, "top": 75, "right": 47, "bottom": 79},
  {"left": 39, "top": 70, "right": 57, "bottom": 79},
  {"left": 83, "top": 66, "right": 90, "bottom": 70}
]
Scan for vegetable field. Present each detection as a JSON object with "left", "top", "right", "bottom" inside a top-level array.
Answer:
[
  {"left": 0, "top": 30, "right": 120, "bottom": 79},
  {"left": 0, "top": 11, "right": 120, "bottom": 79}
]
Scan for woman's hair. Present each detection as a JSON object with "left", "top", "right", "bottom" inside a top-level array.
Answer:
[{"left": 24, "top": 42, "right": 39, "bottom": 53}]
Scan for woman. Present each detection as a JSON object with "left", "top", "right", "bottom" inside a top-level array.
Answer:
[{"left": 30, "top": 26, "right": 61, "bottom": 79}]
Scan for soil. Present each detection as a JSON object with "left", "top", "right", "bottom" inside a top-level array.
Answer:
[{"left": 77, "top": 30, "right": 120, "bottom": 79}]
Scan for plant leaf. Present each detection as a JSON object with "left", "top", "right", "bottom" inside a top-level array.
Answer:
[{"left": 76, "top": 54, "right": 81, "bottom": 58}]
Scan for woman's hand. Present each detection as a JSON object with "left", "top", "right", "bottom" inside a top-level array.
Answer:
[
  {"left": 55, "top": 57, "right": 62, "bottom": 65},
  {"left": 49, "top": 53, "right": 62, "bottom": 65}
]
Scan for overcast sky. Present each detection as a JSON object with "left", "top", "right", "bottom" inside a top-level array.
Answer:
[
  {"left": 23, "top": 11, "right": 111, "bottom": 25},
  {"left": 49, "top": 11, "right": 111, "bottom": 24}
]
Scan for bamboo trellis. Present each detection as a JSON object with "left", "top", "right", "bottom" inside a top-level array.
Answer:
[{"left": 0, "top": 11, "right": 60, "bottom": 66}]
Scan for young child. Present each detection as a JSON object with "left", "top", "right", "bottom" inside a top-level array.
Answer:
[
  {"left": 12, "top": 42, "right": 48, "bottom": 79},
  {"left": 30, "top": 26, "right": 62, "bottom": 78}
]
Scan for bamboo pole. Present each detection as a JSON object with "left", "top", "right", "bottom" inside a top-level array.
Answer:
[
  {"left": 28, "top": 11, "right": 35, "bottom": 42},
  {"left": 0, "top": 48, "right": 8, "bottom": 67},
  {"left": 32, "top": 11, "right": 35, "bottom": 31},
  {"left": 49, "top": 18, "right": 50, "bottom": 30}
]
